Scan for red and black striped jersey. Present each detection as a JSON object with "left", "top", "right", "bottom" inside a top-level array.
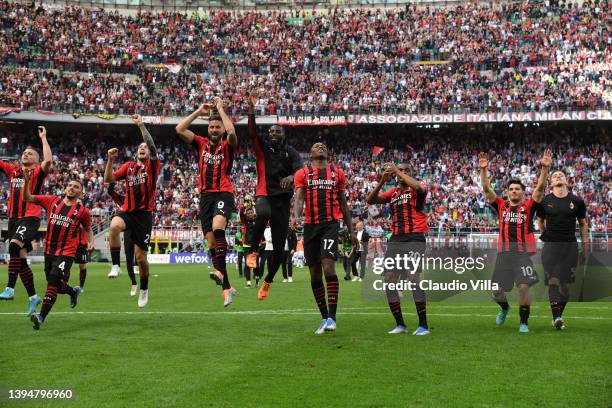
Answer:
[
  {"left": 0, "top": 162, "right": 47, "bottom": 220},
  {"left": 193, "top": 135, "right": 235, "bottom": 194},
  {"left": 113, "top": 159, "right": 160, "bottom": 213},
  {"left": 491, "top": 197, "right": 538, "bottom": 253},
  {"left": 379, "top": 184, "right": 429, "bottom": 235},
  {"left": 33, "top": 195, "right": 91, "bottom": 258},
  {"left": 294, "top": 163, "right": 346, "bottom": 225}
]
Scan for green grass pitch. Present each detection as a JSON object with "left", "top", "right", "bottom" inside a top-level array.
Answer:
[{"left": 1, "top": 263, "right": 611, "bottom": 408}]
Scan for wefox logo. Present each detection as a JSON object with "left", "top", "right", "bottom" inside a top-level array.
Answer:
[{"left": 170, "top": 253, "right": 237, "bottom": 264}]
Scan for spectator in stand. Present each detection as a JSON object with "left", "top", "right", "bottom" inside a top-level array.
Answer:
[
  {"left": 0, "top": 122, "right": 609, "bottom": 235},
  {"left": 0, "top": 1, "right": 609, "bottom": 115}
]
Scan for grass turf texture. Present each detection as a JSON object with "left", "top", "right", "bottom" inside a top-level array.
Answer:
[{"left": 1, "top": 263, "right": 611, "bottom": 408}]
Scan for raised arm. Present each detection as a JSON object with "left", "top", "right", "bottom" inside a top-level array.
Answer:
[
  {"left": 38, "top": 126, "right": 53, "bottom": 173},
  {"left": 247, "top": 91, "right": 259, "bottom": 142},
  {"left": 213, "top": 97, "right": 237, "bottom": 148},
  {"left": 175, "top": 104, "right": 209, "bottom": 145},
  {"left": 104, "top": 148, "right": 119, "bottom": 184},
  {"left": 533, "top": 148, "right": 552, "bottom": 203},
  {"left": 478, "top": 152, "right": 497, "bottom": 204},
  {"left": 132, "top": 115, "right": 158, "bottom": 160},
  {"left": 365, "top": 169, "right": 392, "bottom": 205}
]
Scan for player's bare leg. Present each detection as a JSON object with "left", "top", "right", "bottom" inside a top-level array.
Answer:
[
  {"left": 492, "top": 289, "right": 509, "bottom": 326},
  {"left": 108, "top": 217, "right": 126, "bottom": 278}
]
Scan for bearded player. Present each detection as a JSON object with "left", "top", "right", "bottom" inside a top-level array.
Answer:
[
  {"left": 366, "top": 162, "right": 430, "bottom": 336},
  {"left": 176, "top": 97, "right": 238, "bottom": 307},
  {"left": 537, "top": 168, "right": 588, "bottom": 330},
  {"left": 22, "top": 172, "right": 93, "bottom": 330},
  {"left": 0, "top": 126, "right": 53, "bottom": 317},
  {"left": 294, "top": 143, "right": 357, "bottom": 334},
  {"left": 246, "top": 92, "right": 303, "bottom": 300},
  {"left": 479, "top": 150, "right": 551, "bottom": 333},
  {"left": 104, "top": 115, "right": 160, "bottom": 308}
]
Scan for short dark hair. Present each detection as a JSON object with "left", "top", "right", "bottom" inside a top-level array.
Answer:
[
  {"left": 209, "top": 108, "right": 222, "bottom": 123},
  {"left": 270, "top": 124, "right": 285, "bottom": 134},
  {"left": 398, "top": 162, "right": 412, "bottom": 173},
  {"left": 69, "top": 178, "right": 84, "bottom": 189},
  {"left": 24, "top": 146, "right": 40, "bottom": 159},
  {"left": 507, "top": 179, "right": 525, "bottom": 190}
]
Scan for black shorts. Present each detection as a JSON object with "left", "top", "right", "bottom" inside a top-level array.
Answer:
[
  {"left": 492, "top": 252, "right": 539, "bottom": 292},
  {"left": 199, "top": 192, "right": 235, "bottom": 234},
  {"left": 8, "top": 217, "right": 40, "bottom": 252},
  {"left": 303, "top": 221, "right": 339, "bottom": 266},
  {"left": 75, "top": 245, "right": 89, "bottom": 265},
  {"left": 115, "top": 211, "right": 152, "bottom": 251},
  {"left": 541, "top": 242, "right": 578, "bottom": 285},
  {"left": 44, "top": 255, "right": 74, "bottom": 281},
  {"left": 384, "top": 233, "right": 427, "bottom": 276}
]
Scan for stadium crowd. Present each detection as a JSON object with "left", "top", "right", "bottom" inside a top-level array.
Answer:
[
  {"left": 1, "top": 123, "right": 609, "bottom": 235},
  {"left": 0, "top": 0, "right": 610, "bottom": 115}
]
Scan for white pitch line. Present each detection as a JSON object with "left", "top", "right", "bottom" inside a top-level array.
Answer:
[
  {"left": 0, "top": 310, "right": 610, "bottom": 320},
  {"left": 341, "top": 305, "right": 612, "bottom": 311}
]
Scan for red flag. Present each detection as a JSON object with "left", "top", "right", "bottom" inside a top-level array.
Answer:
[{"left": 372, "top": 146, "right": 385, "bottom": 156}]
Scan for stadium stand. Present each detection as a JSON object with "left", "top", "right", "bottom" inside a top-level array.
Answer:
[
  {"left": 1, "top": 122, "right": 609, "bottom": 236},
  {"left": 0, "top": 0, "right": 609, "bottom": 115}
]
